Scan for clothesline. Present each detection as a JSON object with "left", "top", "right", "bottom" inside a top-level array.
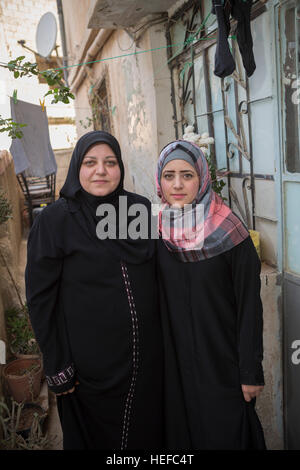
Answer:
[
  {"left": 47, "top": 11, "right": 215, "bottom": 73},
  {"left": 0, "top": 11, "right": 235, "bottom": 76},
  {"left": 1, "top": 8, "right": 241, "bottom": 120},
  {"left": 0, "top": 36, "right": 226, "bottom": 75}
]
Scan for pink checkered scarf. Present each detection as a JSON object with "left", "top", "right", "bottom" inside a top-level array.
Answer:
[{"left": 156, "top": 140, "right": 249, "bottom": 261}]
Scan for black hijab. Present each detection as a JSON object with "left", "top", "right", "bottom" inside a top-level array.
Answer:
[{"left": 60, "top": 130, "right": 155, "bottom": 265}]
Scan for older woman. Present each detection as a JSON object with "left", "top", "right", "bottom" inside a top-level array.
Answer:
[
  {"left": 25, "top": 130, "right": 163, "bottom": 450},
  {"left": 156, "top": 140, "right": 265, "bottom": 450}
]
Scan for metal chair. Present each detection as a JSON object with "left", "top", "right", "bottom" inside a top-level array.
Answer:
[{"left": 17, "top": 172, "right": 56, "bottom": 226}]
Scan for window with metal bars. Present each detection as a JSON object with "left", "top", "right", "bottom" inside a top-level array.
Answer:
[
  {"left": 165, "top": 0, "right": 269, "bottom": 231},
  {"left": 91, "top": 79, "right": 112, "bottom": 133}
]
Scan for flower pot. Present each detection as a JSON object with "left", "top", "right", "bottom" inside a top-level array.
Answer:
[
  {"left": 14, "top": 352, "right": 41, "bottom": 361},
  {"left": 12, "top": 353, "right": 45, "bottom": 383},
  {"left": 3, "top": 358, "right": 43, "bottom": 403},
  {"left": 16, "top": 403, "right": 47, "bottom": 439}
]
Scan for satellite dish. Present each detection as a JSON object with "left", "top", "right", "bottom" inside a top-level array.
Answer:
[{"left": 36, "top": 12, "right": 57, "bottom": 58}]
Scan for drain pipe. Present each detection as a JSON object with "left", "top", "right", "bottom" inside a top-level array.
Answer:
[
  {"left": 56, "top": 0, "right": 69, "bottom": 86},
  {"left": 70, "top": 28, "right": 113, "bottom": 93}
]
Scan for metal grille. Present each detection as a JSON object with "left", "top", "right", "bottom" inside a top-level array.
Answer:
[{"left": 166, "top": 0, "right": 269, "bottom": 230}]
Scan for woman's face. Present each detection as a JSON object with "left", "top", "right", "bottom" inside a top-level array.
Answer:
[
  {"left": 160, "top": 159, "right": 200, "bottom": 208},
  {"left": 79, "top": 143, "right": 121, "bottom": 196}
]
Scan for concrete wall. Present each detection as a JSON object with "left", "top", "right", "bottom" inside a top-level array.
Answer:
[{"left": 257, "top": 263, "right": 284, "bottom": 449}]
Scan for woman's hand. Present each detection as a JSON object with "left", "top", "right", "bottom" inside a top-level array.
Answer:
[
  {"left": 241, "top": 384, "right": 264, "bottom": 402},
  {"left": 56, "top": 381, "right": 80, "bottom": 396}
]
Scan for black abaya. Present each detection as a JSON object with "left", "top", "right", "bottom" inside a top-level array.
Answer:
[
  {"left": 25, "top": 196, "right": 163, "bottom": 450},
  {"left": 157, "top": 235, "right": 265, "bottom": 450},
  {"left": 25, "top": 130, "right": 164, "bottom": 450}
]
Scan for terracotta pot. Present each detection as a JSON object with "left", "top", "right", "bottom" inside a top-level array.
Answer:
[
  {"left": 16, "top": 403, "right": 47, "bottom": 439},
  {"left": 14, "top": 353, "right": 41, "bottom": 361},
  {"left": 13, "top": 354, "right": 45, "bottom": 383},
  {"left": 3, "top": 358, "right": 43, "bottom": 403}
]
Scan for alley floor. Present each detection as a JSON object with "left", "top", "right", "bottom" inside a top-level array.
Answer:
[{"left": 18, "top": 233, "right": 63, "bottom": 450}]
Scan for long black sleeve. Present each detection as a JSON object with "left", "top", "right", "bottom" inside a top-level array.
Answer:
[
  {"left": 226, "top": 236, "right": 264, "bottom": 385},
  {"left": 25, "top": 203, "right": 76, "bottom": 394}
]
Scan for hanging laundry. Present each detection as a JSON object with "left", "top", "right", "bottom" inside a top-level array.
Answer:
[
  {"left": 212, "top": 0, "right": 256, "bottom": 78},
  {"left": 231, "top": 0, "right": 256, "bottom": 77},
  {"left": 212, "top": 0, "right": 235, "bottom": 78},
  {"left": 9, "top": 97, "right": 57, "bottom": 177}
]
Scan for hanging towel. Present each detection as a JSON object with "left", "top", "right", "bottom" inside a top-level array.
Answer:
[{"left": 9, "top": 97, "right": 57, "bottom": 177}]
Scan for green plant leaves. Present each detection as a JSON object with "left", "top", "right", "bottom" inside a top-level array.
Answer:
[
  {"left": 0, "top": 190, "right": 12, "bottom": 225},
  {"left": 0, "top": 115, "right": 27, "bottom": 139},
  {"left": 205, "top": 154, "right": 227, "bottom": 200},
  {"left": 2, "top": 57, "right": 75, "bottom": 110},
  {"left": 5, "top": 306, "right": 40, "bottom": 355}
]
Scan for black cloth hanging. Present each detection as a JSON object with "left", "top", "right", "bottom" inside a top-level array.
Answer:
[
  {"left": 25, "top": 131, "right": 164, "bottom": 449},
  {"left": 212, "top": 0, "right": 235, "bottom": 78},
  {"left": 157, "top": 236, "right": 266, "bottom": 449},
  {"left": 231, "top": 0, "right": 256, "bottom": 78},
  {"left": 212, "top": 0, "right": 256, "bottom": 78}
]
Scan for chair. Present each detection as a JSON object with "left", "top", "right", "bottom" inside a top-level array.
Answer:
[{"left": 17, "top": 172, "right": 56, "bottom": 226}]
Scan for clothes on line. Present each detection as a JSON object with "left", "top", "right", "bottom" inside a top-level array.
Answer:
[{"left": 212, "top": 0, "right": 256, "bottom": 78}]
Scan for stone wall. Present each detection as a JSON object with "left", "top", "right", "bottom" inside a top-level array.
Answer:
[
  {"left": 0, "top": 150, "right": 24, "bottom": 396},
  {"left": 0, "top": 150, "right": 23, "bottom": 308}
]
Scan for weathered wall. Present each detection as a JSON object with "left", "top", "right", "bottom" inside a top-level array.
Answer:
[
  {"left": 54, "top": 148, "right": 73, "bottom": 197},
  {"left": 67, "top": 25, "right": 175, "bottom": 200},
  {"left": 257, "top": 263, "right": 284, "bottom": 449},
  {"left": 0, "top": 151, "right": 23, "bottom": 310},
  {"left": 0, "top": 150, "right": 24, "bottom": 397},
  {"left": 61, "top": 0, "right": 176, "bottom": 200},
  {"left": 61, "top": 0, "right": 95, "bottom": 68}
]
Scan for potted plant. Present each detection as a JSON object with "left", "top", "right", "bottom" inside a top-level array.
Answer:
[
  {"left": 5, "top": 305, "right": 41, "bottom": 359},
  {"left": 0, "top": 398, "right": 51, "bottom": 450},
  {"left": 3, "top": 357, "right": 43, "bottom": 403},
  {"left": 14, "top": 402, "right": 47, "bottom": 439}
]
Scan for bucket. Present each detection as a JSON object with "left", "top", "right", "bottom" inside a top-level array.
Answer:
[
  {"left": 249, "top": 230, "right": 261, "bottom": 260},
  {"left": 3, "top": 358, "right": 43, "bottom": 403}
]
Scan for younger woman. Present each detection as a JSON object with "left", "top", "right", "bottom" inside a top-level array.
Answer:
[{"left": 156, "top": 139, "right": 266, "bottom": 450}]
